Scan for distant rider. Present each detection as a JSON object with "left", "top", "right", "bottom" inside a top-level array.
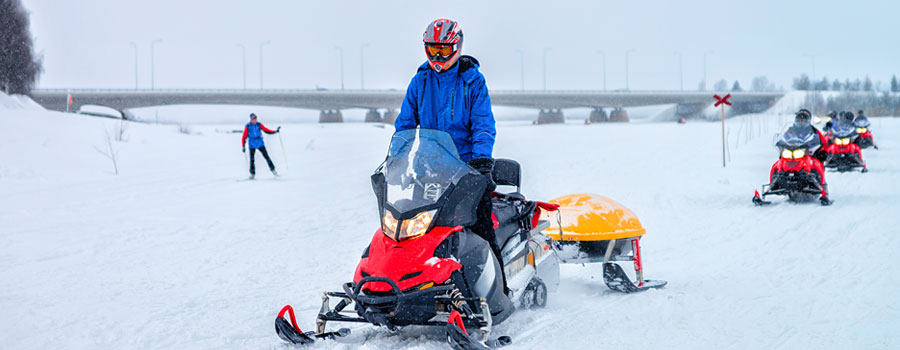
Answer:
[
  {"left": 241, "top": 113, "right": 281, "bottom": 179},
  {"left": 797, "top": 109, "right": 827, "bottom": 162},
  {"left": 394, "top": 18, "right": 499, "bottom": 260},
  {"left": 791, "top": 109, "right": 831, "bottom": 203}
]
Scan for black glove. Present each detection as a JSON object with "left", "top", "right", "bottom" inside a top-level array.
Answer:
[
  {"left": 468, "top": 158, "right": 496, "bottom": 192},
  {"left": 276, "top": 126, "right": 281, "bottom": 133},
  {"left": 242, "top": 146, "right": 246, "bottom": 153}
]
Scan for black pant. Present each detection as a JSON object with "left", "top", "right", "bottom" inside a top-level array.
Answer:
[
  {"left": 472, "top": 184, "right": 508, "bottom": 292},
  {"left": 249, "top": 146, "right": 275, "bottom": 174}
]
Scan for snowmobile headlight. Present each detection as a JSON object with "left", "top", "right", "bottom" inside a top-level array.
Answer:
[
  {"left": 781, "top": 149, "right": 793, "bottom": 159},
  {"left": 397, "top": 209, "right": 437, "bottom": 241},
  {"left": 382, "top": 210, "right": 398, "bottom": 239},
  {"left": 839, "top": 138, "right": 850, "bottom": 145},
  {"left": 856, "top": 127, "right": 867, "bottom": 134},
  {"left": 792, "top": 149, "right": 805, "bottom": 159},
  {"left": 813, "top": 116, "right": 822, "bottom": 124}
]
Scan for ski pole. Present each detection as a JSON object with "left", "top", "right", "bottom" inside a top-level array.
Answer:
[
  {"left": 278, "top": 131, "right": 289, "bottom": 170},
  {"left": 243, "top": 146, "right": 249, "bottom": 169}
]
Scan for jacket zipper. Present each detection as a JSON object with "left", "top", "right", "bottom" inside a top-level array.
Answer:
[{"left": 450, "top": 88, "right": 456, "bottom": 121}]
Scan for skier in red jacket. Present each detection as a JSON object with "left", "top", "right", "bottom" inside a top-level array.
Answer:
[{"left": 241, "top": 113, "right": 280, "bottom": 179}]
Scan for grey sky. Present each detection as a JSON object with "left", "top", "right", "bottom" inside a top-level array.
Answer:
[{"left": 22, "top": 0, "right": 900, "bottom": 91}]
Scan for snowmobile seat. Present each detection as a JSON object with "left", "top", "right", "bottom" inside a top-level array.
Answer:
[{"left": 492, "top": 158, "right": 524, "bottom": 200}]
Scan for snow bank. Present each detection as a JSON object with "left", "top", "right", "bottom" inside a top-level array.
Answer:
[{"left": 0, "top": 91, "right": 46, "bottom": 111}]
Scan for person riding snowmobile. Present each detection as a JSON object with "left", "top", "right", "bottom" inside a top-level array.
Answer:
[
  {"left": 394, "top": 18, "right": 499, "bottom": 263},
  {"left": 241, "top": 113, "right": 281, "bottom": 179},
  {"left": 796, "top": 109, "right": 828, "bottom": 162},
  {"left": 823, "top": 110, "right": 837, "bottom": 133}
]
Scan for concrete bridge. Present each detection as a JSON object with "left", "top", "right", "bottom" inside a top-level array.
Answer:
[{"left": 29, "top": 89, "right": 785, "bottom": 124}]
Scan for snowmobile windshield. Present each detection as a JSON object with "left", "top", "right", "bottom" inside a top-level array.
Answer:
[
  {"left": 381, "top": 129, "right": 476, "bottom": 213},
  {"left": 777, "top": 125, "right": 820, "bottom": 150},
  {"left": 831, "top": 121, "right": 856, "bottom": 138},
  {"left": 852, "top": 116, "right": 871, "bottom": 128}
]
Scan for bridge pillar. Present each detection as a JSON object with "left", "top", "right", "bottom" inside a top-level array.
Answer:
[
  {"left": 535, "top": 109, "right": 565, "bottom": 125},
  {"left": 586, "top": 108, "right": 608, "bottom": 124},
  {"left": 382, "top": 109, "right": 399, "bottom": 125},
  {"left": 319, "top": 109, "right": 343, "bottom": 123},
  {"left": 364, "top": 109, "right": 383, "bottom": 123},
  {"left": 608, "top": 108, "right": 629, "bottom": 122}
]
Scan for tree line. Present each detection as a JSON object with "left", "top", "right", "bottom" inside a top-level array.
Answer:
[{"left": 792, "top": 73, "right": 900, "bottom": 93}]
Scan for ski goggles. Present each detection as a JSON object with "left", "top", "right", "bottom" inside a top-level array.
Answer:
[{"left": 425, "top": 44, "right": 454, "bottom": 57}]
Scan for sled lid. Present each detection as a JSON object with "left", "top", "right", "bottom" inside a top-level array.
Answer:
[{"left": 541, "top": 193, "right": 646, "bottom": 241}]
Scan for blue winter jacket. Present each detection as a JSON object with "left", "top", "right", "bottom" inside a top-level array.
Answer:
[
  {"left": 243, "top": 122, "right": 276, "bottom": 149},
  {"left": 394, "top": 56, "right": 496, "bottom": 162}
]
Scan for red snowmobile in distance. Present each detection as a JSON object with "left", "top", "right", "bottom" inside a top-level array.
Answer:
[
  {"left": 754, "top": 125, "right": 832, "bottom": 206},
  {"left": 825, "top": 121, "right": 867, "bottom": 173},
  {"left": 852, "top": 116, "right": 877, "bottom": 149}
]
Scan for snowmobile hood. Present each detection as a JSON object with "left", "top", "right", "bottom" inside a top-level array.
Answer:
[
  {"left": 354, "top": 226, "right": 463, "bottom": 292},
  {"left": 852, "top": 116, "right": 871, "bottom": 128},
  {"left": 541, "top": 194, "right": 646, "bottom": 241}
]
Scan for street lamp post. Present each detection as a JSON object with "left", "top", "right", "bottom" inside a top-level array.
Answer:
[
  {"left": 542, "top": 47, "right": 551, "bottom": 91},
  {"left": 237, "top": 44, "right": 246, "bottom": 89},
  {"left": 150, "top": 39, "right": 162, "bottom": 90},
  {"left": 259, "top": 41, "right": 271, "bottom": 90},
  {"left": 335, "top": 46, "right": 344, "bottom": 90},
  {"left": 625, "top": 49, "right": 636, "bottom": 90},
  {"left": 129, "top": 42, "right": 138, "bottom": 89},
  {"left": 360, "top": 44, "right": 369, "bottom": 90},
  {"left": 596, "top": 50, "right": 606, "bottom": 91},
  {"left": 674, "top": 51, "right": 683, "bottom": 91},
  {"left": 703, "top": 50, "right": 713, "bottom": 91},
  {"left": 515, "top": 50, "right": 525, "bottom": 91},
  {"left": 803, "top": 54, "right": 822, "bottom": 91}
]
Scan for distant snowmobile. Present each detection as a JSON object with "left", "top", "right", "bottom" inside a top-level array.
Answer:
[
  {"left": 274, "top": 129, "right": 666, "bottom": 349},
  {"left": 753, "top": 125, "right": 832, "bottom": 206},
  {"left": 852, "top": 116, "right": 877, "bottom": 149},
  {"left": 825, "top": 121, "right": 867, "bottom": 173}
]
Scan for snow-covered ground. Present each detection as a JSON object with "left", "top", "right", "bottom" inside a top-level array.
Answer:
[{"left": 2, "top": 104, "right": 899, "bottom": 349}]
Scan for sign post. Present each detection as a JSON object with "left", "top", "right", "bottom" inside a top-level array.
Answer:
[{"left": 713, "top": 93, "right": 732, "bottom": 167}]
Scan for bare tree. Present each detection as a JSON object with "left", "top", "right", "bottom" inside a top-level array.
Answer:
[
  {"left": 94, "top": 129, "right": 119, "bottom": 175},
  {"left": 713, "top": 79, "right": 728, "bottom": 92},
  {"left": 115, "top": 120, "right": 128, "bottom": 142},
  {"left": 751, "top": 76, "right": 772, "bottom": 91}
]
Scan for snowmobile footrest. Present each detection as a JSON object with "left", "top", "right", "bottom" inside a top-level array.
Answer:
[{"left": 603, "top": 262, "right": 667, "bottom": 293}]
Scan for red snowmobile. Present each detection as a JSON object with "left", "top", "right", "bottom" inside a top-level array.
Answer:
[
  {"left": 852, "top": 116, "right": 877, "bottom": 150},
  {"left": 275, "top": 129, "right": 561, "bottom": 349},
  {"left": 274, "top": 129, "right": 667, "bottom": 349},
  {"left": 825, "top": 121, "right": 867, "bottom": 173},
  {"left": 754, "top": 125, "right": 832, "bottom": 206}
]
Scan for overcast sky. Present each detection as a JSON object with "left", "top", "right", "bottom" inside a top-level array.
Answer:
[{"left": 21, "top": 0, "right": 900, "bottom": 91}]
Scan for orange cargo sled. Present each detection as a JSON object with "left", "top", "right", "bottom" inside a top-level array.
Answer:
[{"left": 540, "top": 194, "right": 667, "bottom": 293}]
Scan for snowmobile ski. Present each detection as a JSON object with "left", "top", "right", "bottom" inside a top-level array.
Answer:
[
  {"left": 602, "top": 262, "right": 667, "bottom": 293},
  {"left": 446, "top": 310, "right": 511, "bottom": 350},
  {"left": 752, "top": 190, "right": 772, "bottom": 206},
  {"left": 275, "top": 305, "right": 350, "bottom": 345}
]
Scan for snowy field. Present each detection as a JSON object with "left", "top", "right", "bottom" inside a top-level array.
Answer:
[{"left": 2, "top": 106, "right": 899, "bottom": 349}]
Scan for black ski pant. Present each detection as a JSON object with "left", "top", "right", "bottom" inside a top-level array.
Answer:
[
  {"left": 471, "top": 182, "right": 508, "bottom": 291},
  {"left": 249, "top": 146, "right": 275, "bottom": 175}
]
